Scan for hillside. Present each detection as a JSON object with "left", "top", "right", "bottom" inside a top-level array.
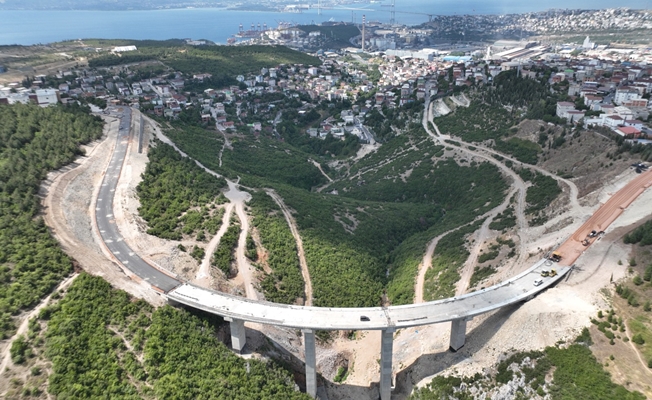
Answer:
[
  {"left": 0, "top": 103, "right": 103, "bottom": 340},
  {"left": 87, "top": 41, "right": 321, "bottom": 86},
  {"left": 162, "top": 116, "right": 508, "bottom": 307}
]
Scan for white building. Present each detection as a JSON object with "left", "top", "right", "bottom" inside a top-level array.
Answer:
[
  {"left": 35, "top": 89, "right": 59, "bottom": 107},
  {"left": 556, "top": 101, "right": 575, "bottom": 119},
  {"left": 614, "top": 87, "right": 641, "bottom": 105},
  {"left": 112, "top": 45, "right": 137, "bottom": 53}
]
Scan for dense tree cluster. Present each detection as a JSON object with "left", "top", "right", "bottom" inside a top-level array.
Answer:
[
  {"left": 164, "top": 124, "right": 328, "bottom": 191},
  {"left": 137, "top": 140, "right": 226, "bottom": 240},
  {"left": 211, "top": 221, "right": 240, "bottom": 275},
  {"left": 249, "top": 192, "right": 304, "bottom": 304},
  {"left": 624, "top": 219, "right": 652, "bottom": 246},
  {"left": 422, "top": 222, "right": 481, "bottom": 301},
  {"left": 222, "top": 138, "right": 328, "bottom": 190},
  {"left": 277, "top": 118, "right": 361, "bottom": 158},
  {"left": 88, "top": 41, "right": 320, "bottom": 83},
  {"left": 436, "top": 101, "right": 512, "bottom": 143},
  {"left": 517, "top": 169, "right": 562, "bottom": 216},
  {"left": 489, "top": 69, "right": 550, "bottom": 108},
  {"left": 161, "top": 112, "right": 509, "bottom": 307},
  {"left": 0, "top": 103, "right": 103, "bottom": 339},
  {"left": 494, "top": 137, "right": 541, "bottom": 164},
  {"left": 40, "top": 273, "right": 309, "bottom": 399}
]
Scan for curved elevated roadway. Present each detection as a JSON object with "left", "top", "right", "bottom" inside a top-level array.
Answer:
[
  {"left": 168, "top": 259, "right": 568, "bottom": 331},
  {"left": 92, "top": 107, "right": 651, "bottom": 399}
]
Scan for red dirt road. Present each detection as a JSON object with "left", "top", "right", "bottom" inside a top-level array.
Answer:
[{"left": 555, "top": 169, "right": 652, "bottom": 266}]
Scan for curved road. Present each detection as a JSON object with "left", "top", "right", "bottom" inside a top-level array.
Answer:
[{"left": 94, "top": 108, "right": 180, "bottom": 292}]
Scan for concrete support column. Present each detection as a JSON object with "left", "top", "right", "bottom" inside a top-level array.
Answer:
[
  {"left": 449, "top": 317, "right": 471, "bottom": 352},
  {"left": 380, "top": 328, "right": 395, "bottom": 400},
  {"left": 303, "top": 329, "right": 317, "bottom": 398},
  {"left": 225, "top": 318, "right": 246, "bottom": 353}
]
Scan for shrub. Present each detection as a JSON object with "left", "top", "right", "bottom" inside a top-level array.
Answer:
[
  {"left": 10, "top": 336, "right": 29, "bottom": 364},
  {"left": 575, "top": 327, "right": 593, "bottom": 345},
  {"left": 644, "top": 265, "right": 652, "bottom": 282}
]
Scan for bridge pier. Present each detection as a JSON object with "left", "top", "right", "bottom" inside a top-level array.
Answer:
[
  {"left": 224, "top": 317, "right": 246, "bottom": 353},
  {"left": 380, "top": 328, "right": 395, "bottom": 400},
  {"left": 449, "top": 317, "right": 472, "bottom": 352},
  {"left": 303, "top": 329, "right": 317, "bottom": 398}
]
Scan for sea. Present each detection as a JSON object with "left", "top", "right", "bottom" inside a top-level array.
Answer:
[{"left": 0, "top": 0, "right": 644, "bottom": 46}]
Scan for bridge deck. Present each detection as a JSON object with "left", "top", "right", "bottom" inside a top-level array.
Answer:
[{"left": 168, "top": 259, "right": 570, "bottom": 330}]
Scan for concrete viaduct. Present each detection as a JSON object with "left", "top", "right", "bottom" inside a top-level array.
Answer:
[{"left": 96, "top": 107, "right": 570, "bottom": 399}]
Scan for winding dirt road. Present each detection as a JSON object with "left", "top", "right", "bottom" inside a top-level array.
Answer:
[
  {"left": 194, "top": 203, "right": 234, "bottom": 285},
  {"left": 416, "top": 96, "right": 530, "bottom": 299},
  {"left": 231, "top": 196, "right": 257, "bottom": 300},
  {"left": 147, "top": 116, "right": 313, "bottom": 303},
  {"left": 0, "top": 273, "right": 79, "bottom": 378}
]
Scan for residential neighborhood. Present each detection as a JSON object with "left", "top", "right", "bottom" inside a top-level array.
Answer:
[{"left": 1, "top": 30, "right": 651, "bottom": 146}]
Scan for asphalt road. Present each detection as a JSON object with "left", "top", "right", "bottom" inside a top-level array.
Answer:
[
  {"left": 95, "top": 107, "right": 181, "bottom": 292},
  {"left": 168, "top": 259, "right": 570, "bottom": 330}
]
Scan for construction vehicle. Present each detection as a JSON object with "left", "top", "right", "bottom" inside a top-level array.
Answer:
[
  {"left": 588, "top": 230, "right": 598, "bottom": 238},
  {"left": 550, "top": 269, "right": 557, "bottom": 277},
  {"left": 550, "top": 252, "right": 562, "bottom": 262},
  {"left": 582, "top": 238, "right": 590, "bottom": 246},
  {"left": 541, "top": 270, "right": 550, "bottom": 277}
]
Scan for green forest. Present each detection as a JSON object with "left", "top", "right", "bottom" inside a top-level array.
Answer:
[
  {"left": 249, "top": 192, "right": 305, "bottom": 304},
  {"left": 87, "top": 41, "right": 320, "bottom": 86},
  {"left": 411, "top": 330, "right": 644, "bottom": 400},
  {"left": 422, "top": 221, "right": 482, "bottom": 301},
  {"left": 157, "top": 101, "right": 509, "bottom": 307},
  {"left": 624, "top": 219, "right": 652, "bottom": 246},
  {"left": 137, "top": 140, "right": 226, "bottom": 240},
  {"left": 212, "top": 220, "right": 240, "bottom": 276},
  {"left": 0, "top": 103, "right": 103, "bottom": 339},
  {"left": 30, "top": 273, "right": 309, "bottom": 399},
  {"left": 164, "top": 123, "right": 328, "bottom": 191}
]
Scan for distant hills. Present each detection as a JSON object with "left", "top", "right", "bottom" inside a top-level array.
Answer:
[{"left": 0, "top": 0, "right": 227, "bottom": 10}]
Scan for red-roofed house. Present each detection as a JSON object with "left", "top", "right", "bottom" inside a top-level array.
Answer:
[{"left": 617, "top": 126, "right": 641, "bottom": 137}]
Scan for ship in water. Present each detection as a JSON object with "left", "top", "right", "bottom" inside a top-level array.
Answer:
[{"left": 235, "top": 22, "right": 268, "bottom": 38}]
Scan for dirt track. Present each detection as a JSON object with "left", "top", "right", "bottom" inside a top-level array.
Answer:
[{"left": 266, "top": 189, "right": 314, "bottom": 306}]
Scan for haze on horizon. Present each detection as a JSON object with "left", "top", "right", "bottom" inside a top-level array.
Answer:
[{"left": 0, "top": 0, "right": 648, "bottom": 14}]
